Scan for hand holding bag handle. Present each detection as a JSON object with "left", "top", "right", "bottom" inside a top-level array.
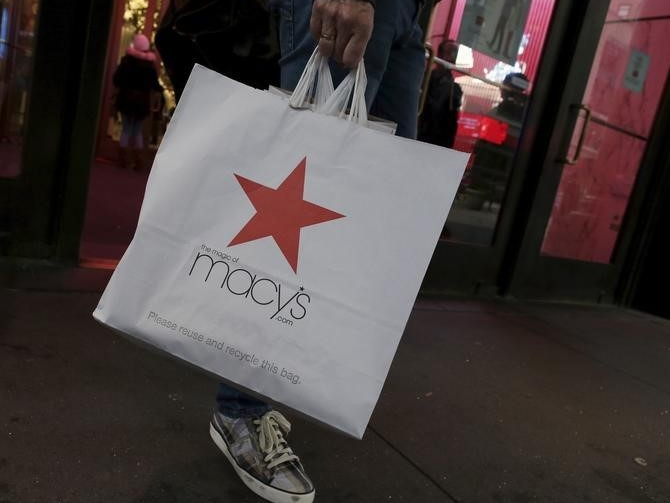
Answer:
[{"left": 288, "top": 47, "right": 368, "bottom": 127}]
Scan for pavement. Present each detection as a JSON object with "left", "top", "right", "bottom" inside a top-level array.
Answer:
[{"left": 1, "top": 285, "right": 670, "bottom": 503}]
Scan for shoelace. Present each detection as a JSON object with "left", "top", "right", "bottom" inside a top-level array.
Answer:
[{"left": 254, "top": 411, "right": 299, "bottom": 470}]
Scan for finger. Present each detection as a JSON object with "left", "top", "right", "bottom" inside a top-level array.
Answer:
[
  {"left": 341, "top": 31, "right": 369, "bottom": 68},
  {"left": 313, "top": 0, "right": 339, "bottom": 57},
  {"left": 333, "top": 31, "right": 351, "bottom": 64},
  {"left": 337, "top": 2, "right": 374, "bottom": 68},
  {"left": 332, "top": 5, "right": 354, "bottom": 64},
  {"left": 318, "top": 18, "right": 338, "bottom": 58},
  {"left": 309, "top": 0, "right": 325, "bottom": 41}
]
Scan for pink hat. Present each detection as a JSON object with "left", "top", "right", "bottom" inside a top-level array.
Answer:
[{"left": 132, "top": 34, "right": 150, "bottom": 52}]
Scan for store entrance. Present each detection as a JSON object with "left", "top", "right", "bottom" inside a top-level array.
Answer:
[
  {"left": 509, "top": 0, "right": 670, "bottom": 302},
  {"left": 79, "top": 0, "right": 172, "bottom": 265}
]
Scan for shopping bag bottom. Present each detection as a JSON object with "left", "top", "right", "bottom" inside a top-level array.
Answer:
[{"left": 93, "top": 315, "right": 368, "bottom": 439}]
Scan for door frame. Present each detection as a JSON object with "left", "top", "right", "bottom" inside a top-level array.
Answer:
[
  {"left": 618, "top": 78, "right": 670, "bottom": 307},
  {"left": 620, "top": 87, "right": 670, "bottom": 313},
  {"left": 6, "top": 0, "right": 114, "bottom": 260},
  {"left": 505, "top": 0, "right": 670, "bottom": 303},
  {"left": 422, "top": 0, "right": 593, "bottom": 295}
]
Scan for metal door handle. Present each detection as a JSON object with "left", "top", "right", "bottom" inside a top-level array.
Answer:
[{"left": 559, "top": 104, "right": 592, "bottom": 165}]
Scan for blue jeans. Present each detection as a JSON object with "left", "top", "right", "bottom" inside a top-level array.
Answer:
[
  {"left": 119, "top": 114, "right": 145, "bottom": 148},
  {"left": 217, "top": 0, "right": 425, "bottom": 418},
  {"left": 216, "top": 382, "right": 271, "bottom": 418},
  {"left": 273, "top": 0, "right": 425, "bottom": 138}
]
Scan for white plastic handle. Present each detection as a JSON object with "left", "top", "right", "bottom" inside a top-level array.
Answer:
[
  {"left": 288, "top": 49, "right": 334, "bottom": 110},
  {"left": 288, "top": 47, "right": 368, "bottom": 126}
]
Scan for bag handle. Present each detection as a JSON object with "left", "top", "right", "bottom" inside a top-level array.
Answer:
[
  {"left": 288, "top": 47, "right": 368, "bottom": 126},
  {"left": 320, "top": 61, "right": 368, "bottom": 126},
  {"left": 288, "top": 48, "right": 335, "bottom": 110}
]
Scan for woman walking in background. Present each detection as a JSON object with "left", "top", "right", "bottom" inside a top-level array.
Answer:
[{"left": 113, "top": 34, "right": 163, "bottom": 171}]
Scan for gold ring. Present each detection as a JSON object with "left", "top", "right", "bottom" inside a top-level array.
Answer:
[{"left": 320, "top": 32, "right": 336, "bottom": 41}]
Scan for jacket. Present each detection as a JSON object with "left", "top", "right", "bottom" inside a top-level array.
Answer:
[{"left": 113, "top": 53, "right": 162, "bottom": 119}]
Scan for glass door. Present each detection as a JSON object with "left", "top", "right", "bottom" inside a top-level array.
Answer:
[
  {"left": 510, "top": 0, "right": 670, "bottom": 301},
  {"left": 421, "top": 0, "right": 560, "bottom": 294}
]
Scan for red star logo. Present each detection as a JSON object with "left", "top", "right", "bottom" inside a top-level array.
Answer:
[{"left": 228, "top": 157, "right": 345, "bottom": 273}]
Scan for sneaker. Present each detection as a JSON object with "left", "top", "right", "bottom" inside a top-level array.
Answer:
[{"left": 210, "top": 409, "right": 315, "bottom": 503}]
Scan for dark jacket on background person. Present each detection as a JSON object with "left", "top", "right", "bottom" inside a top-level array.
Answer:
[
  {"left": 155, "top": 0, "right": 279, "bottom": 100},
  {"left": 418, "top": 65, "right": 463, "bottom": 149},
  {"left": 113, "top": 51, "right": 162, "bottom": 119}
]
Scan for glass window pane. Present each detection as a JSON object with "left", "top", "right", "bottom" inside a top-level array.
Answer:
[
  {"left": 541, "top": 0, "right": 670, "bottom": 263},
  {"left": 542, "top": 123, "right": 646, "bottom": 263},
  {"left": 0, "top": 0, "right": 39, "bottom": 179},
  {"left": 424, "top": 0, "right": 557, "bottom": 246}
]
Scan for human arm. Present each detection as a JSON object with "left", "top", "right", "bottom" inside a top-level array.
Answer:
[
  {"left": 112, "top": 58, "right": 126, "bottom": 88},
  {"left": 309, "top": 0, "right": 375, "bottom": 68},
  {"left": 151, "top": 66, "right": 163, "bottom": 92}
]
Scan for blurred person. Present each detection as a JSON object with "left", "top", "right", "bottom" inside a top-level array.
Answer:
[
  {"left": 418, "top": 39, "right": 463, "bottom": 149},
  {"left": 490, "top": 72, "right": 528, "bottom": 128},
  {"left": 501, "top": 0, "right": 526, "bottom": 59},
  {"left": 149, "top": 89, "right": 166, "bottom": 147},
  {"left": 155, "top": 0, "right": 280, "bottom": 99},
  {"left": 488, "top": 0, "right": 520, "bottom": 55},
  {"left": 113, "top": 34, "right": 163, "bottom": 171},
  {"left": 463, "top": 72, "right": 529, "bottom": 212}
]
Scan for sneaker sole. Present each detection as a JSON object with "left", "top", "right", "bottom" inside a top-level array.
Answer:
[{"left": 209, "top": 422, "right": 315, "bottom": 503}]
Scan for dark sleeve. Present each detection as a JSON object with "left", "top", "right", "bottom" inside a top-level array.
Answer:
[
  {"left": 151, "top": 66, "right": 163, "bottom": 92},
  {"left": 452, "top": 82, "right": 463, "bottom": 111},
  {"left": 113, "top": 57, "right": 128, "bottom": 88},
  {"left": 112, "top": 62, "right": 122, "bottom": 87}
]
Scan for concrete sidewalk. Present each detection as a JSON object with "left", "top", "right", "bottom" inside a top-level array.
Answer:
[{"left": 1, "top": 287, "right": 669, "bottom": 502}]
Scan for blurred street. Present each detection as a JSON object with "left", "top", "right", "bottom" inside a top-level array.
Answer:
[{"left": 2, "top": 284, "right": 669, "bottom": 502}]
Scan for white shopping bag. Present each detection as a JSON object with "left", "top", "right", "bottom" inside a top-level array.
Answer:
[{"left": 94, "top": 52, "right": 468, "bottom": 438}]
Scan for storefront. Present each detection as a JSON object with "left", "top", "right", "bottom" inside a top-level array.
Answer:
[
  {"left": 1, "top": 0, "right": 670, "bottom": 310},
  {"left": 423, "top": 0, "right": 670, "bottom": 305}
]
